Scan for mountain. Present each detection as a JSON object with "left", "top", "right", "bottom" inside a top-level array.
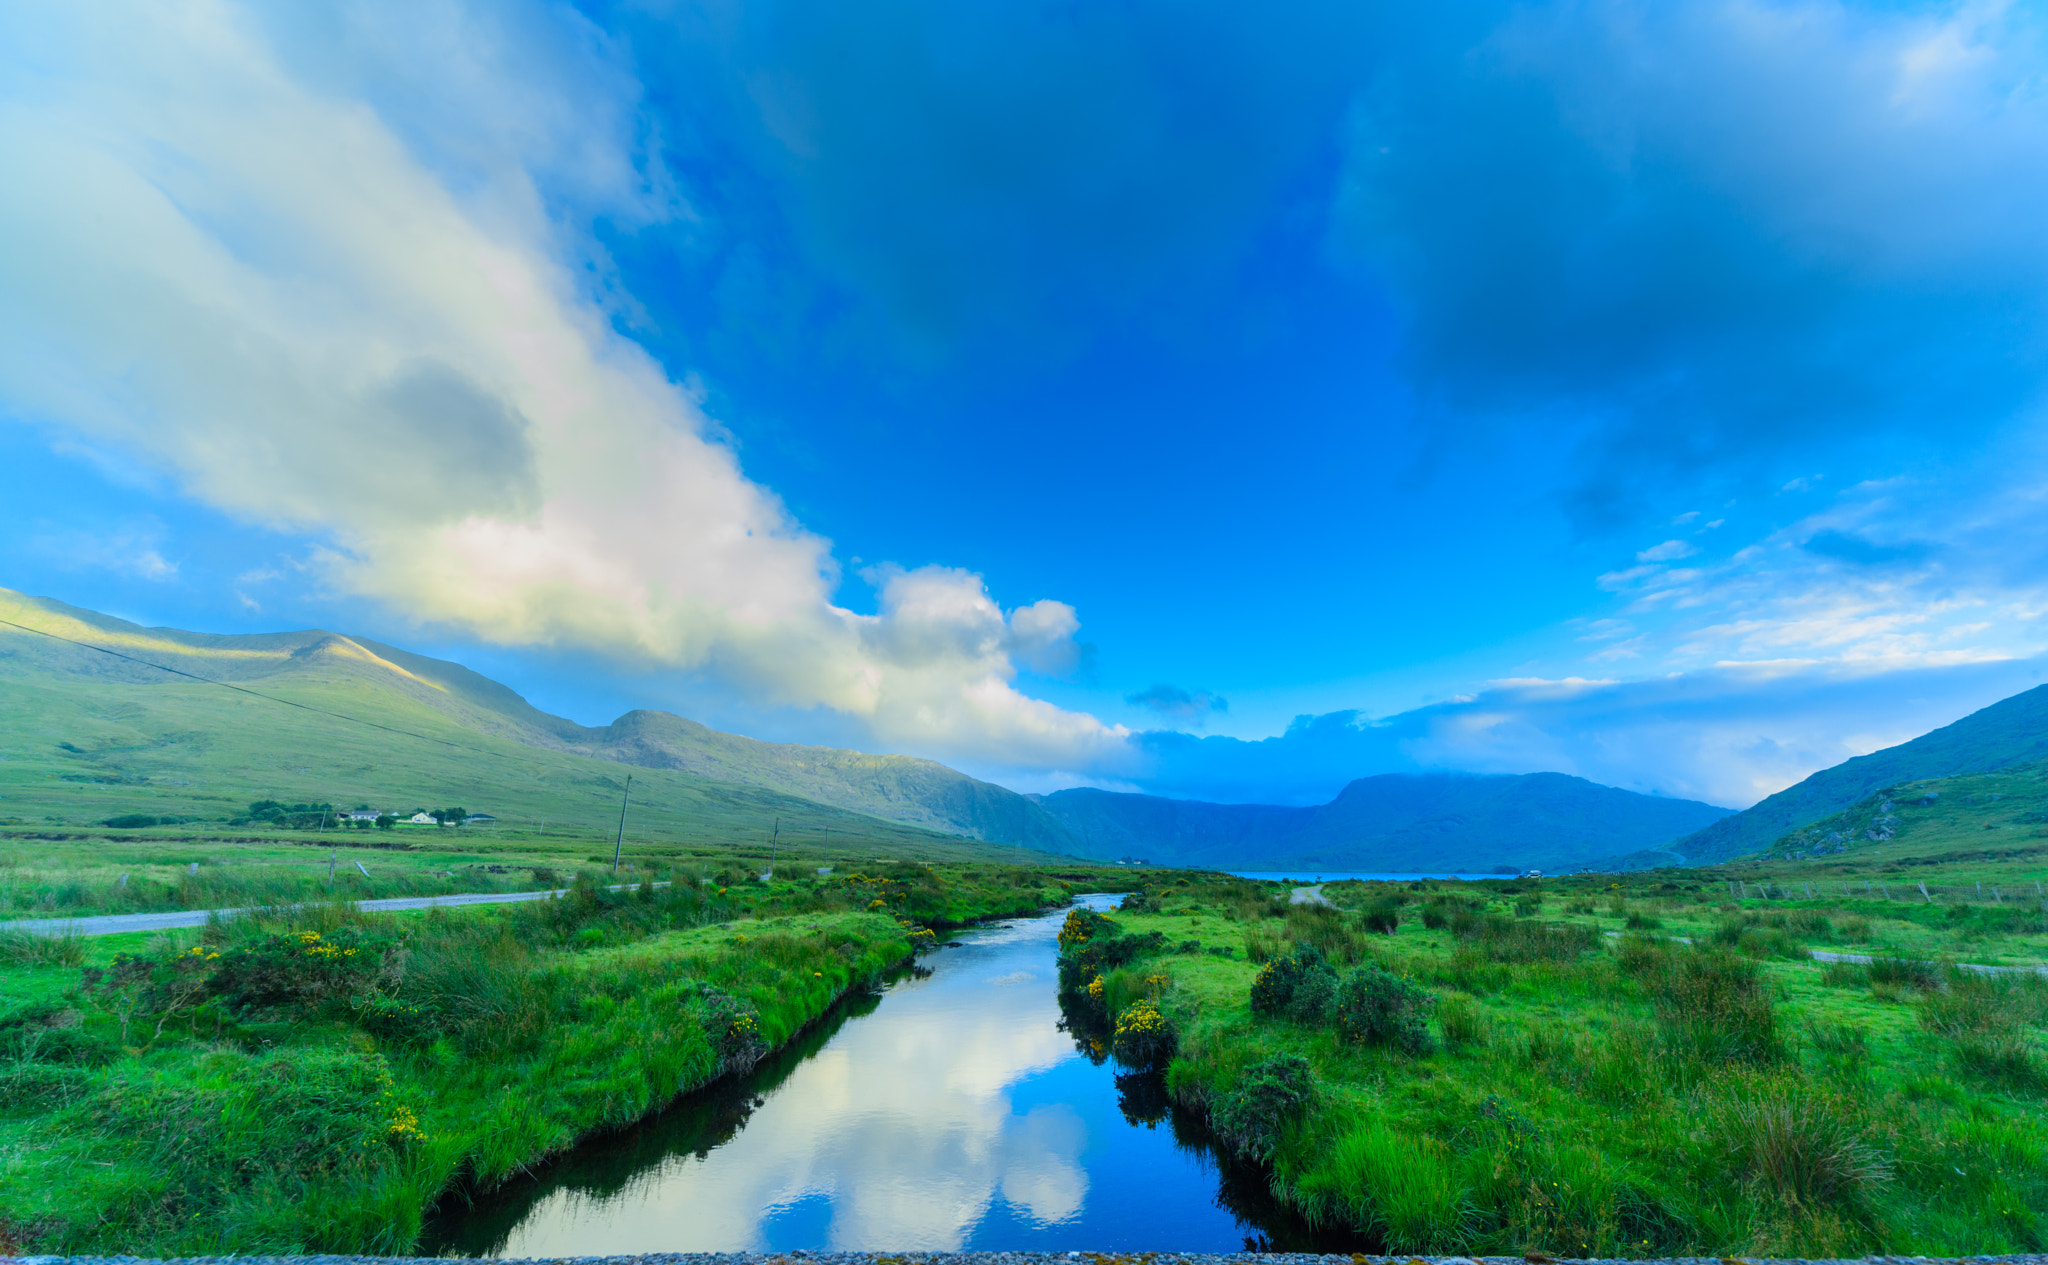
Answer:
[
  {"left": 0, "top": 588, "right": 1067, "bottom": 861},
  {"left": 1035, "top": 771, "right": 1732, "bottom": 872},
  {"left": 0, "top": 586, "right": 1737, "bottom": 871},
  {"left": 1675, "top": 683, "right": 2048, "bottom": 862}
]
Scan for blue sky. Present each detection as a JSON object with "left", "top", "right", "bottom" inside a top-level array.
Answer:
[{"left": 6, "top": 0, "right": 2048, "bottom": 808}]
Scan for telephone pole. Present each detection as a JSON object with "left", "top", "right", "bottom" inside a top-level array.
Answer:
[{"left": 611, "top": 774, "right": 633, "bottom": 874}]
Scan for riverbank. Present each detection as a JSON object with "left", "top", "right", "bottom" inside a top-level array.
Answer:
[
  {"left": 1057, "top": 874, "right": 2048, "bottom": 1258},
  {"left": 0, "top": 864, "right": 1093, "bottom": 1257}
]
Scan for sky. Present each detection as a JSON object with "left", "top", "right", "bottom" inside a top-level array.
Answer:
[{"left": 6, "top": 0, "right": 2048, "bottom": 809}]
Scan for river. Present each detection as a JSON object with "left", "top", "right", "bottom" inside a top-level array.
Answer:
[{"left": 425, "top": 896, "right": 1342, "bottom": 1255}]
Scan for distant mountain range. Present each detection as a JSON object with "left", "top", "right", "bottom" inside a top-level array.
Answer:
[
  {"left": 1035, "top": 773, "right": 1732, "bottom": 873},
  {"left": 1675, "top": 682, "right": 2048, "bottom": 862},
  {"left": 0, "top": 587, "right": 1741, "bottom": 869}
]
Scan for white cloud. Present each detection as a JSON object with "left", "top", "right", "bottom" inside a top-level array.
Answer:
[
  {"left": 1636, "top": 539, "right": 1697, "bottom": 563},
  {"left": 0, "top": 1, "right": 1125, "bottom": 771},
  {"left": 28, "top": 519, "right": 177, "bottom": 581}
]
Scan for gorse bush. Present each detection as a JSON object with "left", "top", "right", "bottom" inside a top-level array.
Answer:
[
  {"left": 1056, "top": 909, "right": 1165, "bottom": 997},
  {"left": 1334, "top": 962, "right": 1435, "bottom": 1055},
  {"left": 1249, "top": 943, "right": 1339, "bottom": 1022},
  {"left": 1111, "top": 998, "right": 1177, "bottom": 1069},
  {"left": 1207, "top": 1054, "right": 1314, "bottom": 1162}
]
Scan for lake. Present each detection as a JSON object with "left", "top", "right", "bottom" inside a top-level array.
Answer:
[
  {"left": 1230, "top": 871, "right": 1506, "bottom": 883},
  {"left": 426, "top": 896, "right": 1347, "bottom": 1255}
]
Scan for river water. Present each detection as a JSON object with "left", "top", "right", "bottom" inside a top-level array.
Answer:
[{"left": 427, "top": 896, "right": 1336, "bottom": 1255}]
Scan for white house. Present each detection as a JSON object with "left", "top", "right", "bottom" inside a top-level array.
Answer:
[{"left": 407, "top": 811, "right": 435, "bottom": 824}]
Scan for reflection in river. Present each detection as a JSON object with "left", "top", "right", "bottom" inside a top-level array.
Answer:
[{"left": 428, "top": 897, "right": 1346, "bottom": 1254}]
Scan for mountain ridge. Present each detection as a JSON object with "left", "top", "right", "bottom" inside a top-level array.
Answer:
[
  {"left": 1035, "top": 771, "right": 1732, "bottom": 872},
  {"left": 1675, "top": 682, "right": 2048, "bottom": 862}
]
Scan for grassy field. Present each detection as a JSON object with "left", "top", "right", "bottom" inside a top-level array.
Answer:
[
  {"left": 1059, "top": 856, "right": 2048, "bottom": 1257},
  {"left": 0, "top": 860, "right": 1103, "bottom": 1255}
]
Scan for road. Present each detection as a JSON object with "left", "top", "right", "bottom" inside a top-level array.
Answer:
[{"left": 5, "top": 883, "right": 669, "bottom": 938}]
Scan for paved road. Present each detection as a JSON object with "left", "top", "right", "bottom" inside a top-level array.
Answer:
[
  {"left": 1599, "top": 930, "right": 2046, "bottom": 977},
  {"left": 6, "top": 883, "right": 669, "bottom": 938},
  {"left": 1289, "top": 884, "right": 1334, "bottom": 907}
]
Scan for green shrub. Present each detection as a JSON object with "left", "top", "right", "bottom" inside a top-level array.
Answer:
[
  {"left": 1335, "top": 962, "right": 1435, "bottom": 1055},
  {"left": 1208, "top": 1053, "right": 1315, "bottom": 1162},
  {"left": 1250, "top": 942, "right": 1337, "bottom": 1019}
]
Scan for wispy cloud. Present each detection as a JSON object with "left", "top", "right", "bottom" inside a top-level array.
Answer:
[
  {"left": 29, "top": 519, "right": 177, "bottom": 581},
  {"left": 1124, "top": 683, "right": 1228, "bottom": 725}
]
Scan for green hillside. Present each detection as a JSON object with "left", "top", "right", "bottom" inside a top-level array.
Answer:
[
  {"left": 1036, "top": 771, "right": 1731, "bottom": 872},
  {"left": 563, "top": 708, "right": 1080, "bottom": 852},
  {"left": 1676, "top": 682, "right": 2048, "bottom": 862},
  {"left": 0, "top": 589, "right": 1047, "bottom": 863}
]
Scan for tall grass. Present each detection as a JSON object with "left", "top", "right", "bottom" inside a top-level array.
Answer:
[
  {"left": 1711, "top": 1081, "right": 1892, "bottom": 1210},
  {"left": 1294, "top": 1118, "right": 1476, "bottom": 1252},
  {"left": 0, "top": 927, "right": 85, "bottom": 966},
  {"left": 1621, "top": 936, "right": 1783, "bottom": 1067}
]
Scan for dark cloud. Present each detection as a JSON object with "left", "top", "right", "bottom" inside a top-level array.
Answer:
[
  {"left": 1124, "top": 683, "right": 1227, "bottom": 724},
  {"left": 1330, "top": 2, "right": 2048, "bottom": 519}
]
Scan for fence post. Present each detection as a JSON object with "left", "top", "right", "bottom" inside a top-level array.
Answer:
[
  {"left": 1881, "top": 883, "right": 1891, "bottom": 900},
  {"left": 1919, "top": 881, "right": 1932, "bottom": 903}
]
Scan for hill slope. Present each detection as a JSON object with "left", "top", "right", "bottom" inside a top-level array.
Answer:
[
  {"left": 1037, "top": 771, "right": 1731, "bottom": 872},
  {"left": 0, "top": 588, "right": 1059, "bottom": 861},
  {"left": 1676, "top": 683, "right": 2048, "bottom": 863}
]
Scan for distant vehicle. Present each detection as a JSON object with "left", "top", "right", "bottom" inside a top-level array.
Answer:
[{"left": 1520, "top": 869, "right": 1543, "bottom": 879}]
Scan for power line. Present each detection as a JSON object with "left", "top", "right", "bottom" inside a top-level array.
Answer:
[{"left": 0, "top": 616, "right": 512, "bottom": 762}]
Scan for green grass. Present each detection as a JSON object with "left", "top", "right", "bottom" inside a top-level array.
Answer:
[
  {"left": 1062, "top": 869, "right": 2048, "bottom": 1257},
  {"left": 0, "top": 588, "right": 1074, "bottom": 859},
  {"left": 0, "top": 861, "right": 1101, "bottom": 1254}
]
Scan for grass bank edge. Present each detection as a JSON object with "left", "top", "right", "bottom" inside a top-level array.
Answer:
[
  {"left": 1055, "top": 877, "right": 2048, "bottom": 1258},
  {"left": 0, "top": 864, "right": 1096, "bottom": 1255}
]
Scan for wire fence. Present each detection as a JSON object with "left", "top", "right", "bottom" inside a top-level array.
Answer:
[{"left": 1725, "top": 877, "right": 2048, "bottom": 908}]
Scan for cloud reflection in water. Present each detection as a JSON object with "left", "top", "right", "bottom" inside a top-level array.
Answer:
[{"left": 496, "top": 914, "right": 1111, "bottom": 1254}]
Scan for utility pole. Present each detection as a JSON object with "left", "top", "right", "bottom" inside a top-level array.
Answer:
[
  {"left": 611, "top": 775, "right": 633, "bottom": 875},
  {"left": 766, "top": 817, "right": 779, "bottom": 879}
]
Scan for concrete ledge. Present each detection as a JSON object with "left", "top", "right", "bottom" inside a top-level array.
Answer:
[{"left": 4, "top": 1244, "right": 2048, "bottom": 1252}]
